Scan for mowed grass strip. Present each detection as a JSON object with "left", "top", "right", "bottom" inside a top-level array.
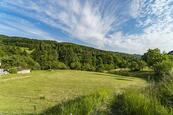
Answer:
[{"left": 0, "top": 70, "right": 147, "bottom": 114}]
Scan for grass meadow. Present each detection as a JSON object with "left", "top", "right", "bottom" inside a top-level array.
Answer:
[{"left": 0, "top": 70, "right": 146, "bottom": 114}]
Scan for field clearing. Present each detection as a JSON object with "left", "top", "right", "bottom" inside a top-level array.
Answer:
[{"left": 0, "top": 70, "right": 147, "bottom": 114}]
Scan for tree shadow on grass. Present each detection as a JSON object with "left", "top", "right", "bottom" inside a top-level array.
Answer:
[
  {"left": 94, "top": 73, "right": 135, "bottom": 81},
  {"left": 95, "top": 71, "right": 155, "bottom": 81}
]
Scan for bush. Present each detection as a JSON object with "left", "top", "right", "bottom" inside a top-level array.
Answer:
[
  {"left": 8, "top": 67, "right": 17, "bottom": 74},
  {"left": 70, "top": 62, "right": 81, "bottom": 70},
  {"left": 50, "top": 61, "right": 67, "bottom": 70},
  {"left": 129, "top": 60, "right": 146, "bottom": 72},
  {"left": 82, "top": 63, "right": 95, "bottom": 71},
  {"left": 104, "top": 64, "right": 114, "bottom": 71},
  {"left": 57, "top": 62, "right": 67, "bottom": 70},
  {"left": 129, "top": 61, "right": 139, "bottom": 71},
  {"left": 58, "top": 62, "right": 67, "bottom": 69},
  {"left": 153, "top": 60, "right": 173, "bottom": 79},
  {"left": 31, "top": 62, "right": 40, "bottom": 70},
  {"left": 96, "top": 64, "right": 104, "bottom": 72},
  {"left": 25, "top": 57, "right": 40, "bottom": 70},
  {"left": 153, "top": 73, "right": 173, "bottom": 107}
]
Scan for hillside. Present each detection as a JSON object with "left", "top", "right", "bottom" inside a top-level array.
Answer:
[
  {"left": 0, "top": 34, "right": 132, "bottom": 56},
  {"left": 0, "top": 34, "right": 143, "bottom": 72}
]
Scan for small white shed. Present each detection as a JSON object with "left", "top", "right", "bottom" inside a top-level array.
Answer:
[{"left": 17, "top": 69, "right": 31, "bottom": 74}]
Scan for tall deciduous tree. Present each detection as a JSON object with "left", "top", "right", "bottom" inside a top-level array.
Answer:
[{"left": 142, "top": 48, "right": 165, "bottom": 67}]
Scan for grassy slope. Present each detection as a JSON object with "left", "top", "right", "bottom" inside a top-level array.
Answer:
[{"left": 0, "top": 70, "right": 146, "bottom": 114}]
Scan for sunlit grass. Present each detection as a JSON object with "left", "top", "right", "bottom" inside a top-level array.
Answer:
[{"left": 0, "top": 70, "right": 146, "bottom": 114}]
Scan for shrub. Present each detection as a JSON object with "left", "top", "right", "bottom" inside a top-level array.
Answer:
[
  {"left": 129, "top": 60, "right": 146, "bottom": 72},
  {"left": 129, "top": 61, "right": 139, "bottom": 71},
  {"left": 153, "top": 73, "right": 173, "bottom": 107},
  {"left": 82, "top": 63, "right": 95, "bottom": 71},
  {"left": 153, "top": 60, "right": 173, "bottom": 79},
  {"left": 25, "top": 57, "right": 40, "bottom": 70},
  {"left": 96, "top": 64, "right": 104, "bottom": 72},
  {"left": 51, "top": 61, "right": 59, "bottom": 69},
  {"left": 8, "top": 67, "right": 17, "bottom": 74},
  {"left": 104, "top": 64, "right": 114, "bottom": 71},
  {"left": 31, "top": 62, "right": 40, "bottom": 70},
  {"left": 70, "top": 62, "right": 81, "bottom": 70},
  {"left": 57, "top": 62, "right": 67, "bottom": 70},
  {"left": 49, "top": 61, "right": 67, "bottom": 70}
]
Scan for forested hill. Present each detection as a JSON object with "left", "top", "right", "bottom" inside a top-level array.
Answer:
[
  {"left": 0, "top": 34, "right": 144, "bottom": 72},
  {"left": 0, "top": 35, "right": 131, "bottom": 56}
]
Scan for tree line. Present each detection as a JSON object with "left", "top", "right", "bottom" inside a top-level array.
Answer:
[{"left": 0, "top": 35, "right": 163, "bottom": 73}]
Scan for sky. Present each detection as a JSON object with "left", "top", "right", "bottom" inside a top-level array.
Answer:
[{"left": 0, "top": 0, "right": 173, "bottom": 54}]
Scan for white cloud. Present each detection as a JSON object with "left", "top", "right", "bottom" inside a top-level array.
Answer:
[
  {"left": 130, "top": 0, "right": 141, "bottom": 18},
  {"left": 105, "top": 0, "right": 173, "bottom": 54},
  {"left": 0, "top": 13, "right": 56, "bottom": 40},
  {"left": 0, "top": 0, "right": 173, "bottom": 54}
]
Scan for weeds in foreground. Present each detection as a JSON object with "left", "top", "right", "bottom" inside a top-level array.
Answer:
[
  {"left": 110, "top": 90, "right": 172, "bottom": 115},
  {"left": 40, "top": 72, "right": 173, "bottom": 115},
  {"left": 40, "top": 85, "right": 173, "bottom": 115},
  {"left": 40, "top": 90, "right": 112, "bottom": 115}
]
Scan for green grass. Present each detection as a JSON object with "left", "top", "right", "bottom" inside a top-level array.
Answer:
[
  {"left": 109, "top": 70, "right": 154, "bottom": 80},
  {"left": 40, "top": 90, "right": 111, "bottom": 115},
  {"left": 109, "top": 90, "right": 172, "bottom": 115},
  {"left": 0, "top": 70, "right": 146, "bottom": 114}
]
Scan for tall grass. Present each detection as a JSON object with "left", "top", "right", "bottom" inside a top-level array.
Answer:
[
  {"left": 151, "top": 71, "right": 173, "bottom": 108},
  {"left": 40, "top": 76, "right": 173, "bottom": 115},
  {"left": 107, "top": 67, "right": 173, "bottom": 115},
  {"left": 40, "top": 90, "right": 111, "bottom": 115},
  {"left": 39, "top": 79, "right": 173, "bottom": 115},
  {"left": 109, "top": 90, "right": 172, "bottom": 115},
  {"left": 106, "top": 73, "right": 173, "bottom": 115},
  {"left": 38, "top": 70, "right": 173, "bottom": 115}
]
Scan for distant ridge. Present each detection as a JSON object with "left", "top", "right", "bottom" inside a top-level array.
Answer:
[{"left": 0, "top": 34, "right": 139, "bottom": 56}]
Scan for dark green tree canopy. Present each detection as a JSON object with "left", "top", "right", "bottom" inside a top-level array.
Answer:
[
  {"left": 142, "top": 48, "right": 165, "bottom": 67},
  {"left": 0, "top": 35, "right": 142, "bottom": 72}
]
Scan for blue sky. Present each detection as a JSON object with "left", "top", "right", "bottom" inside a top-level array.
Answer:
[{"left": 0, "top": 0, "right": 173, "bottom": 54}]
